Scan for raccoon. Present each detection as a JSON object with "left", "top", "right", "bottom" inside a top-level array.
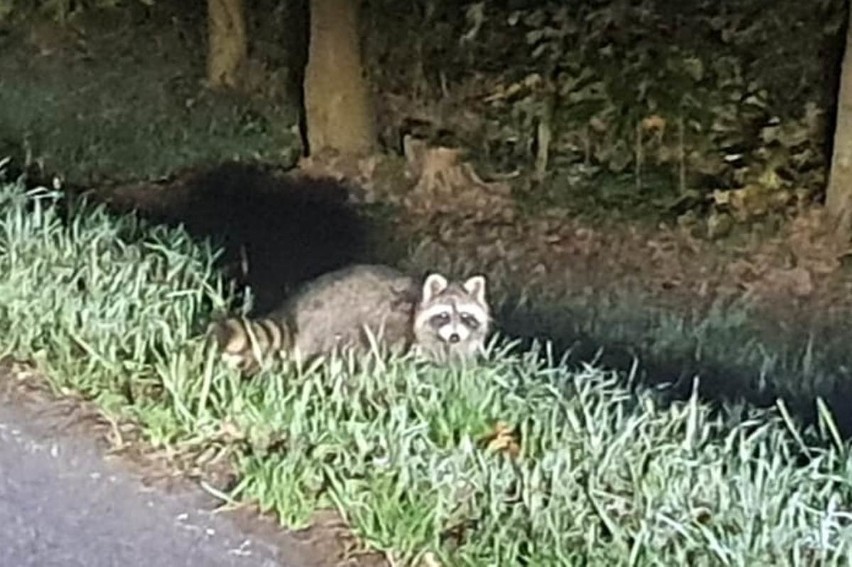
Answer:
[{"left": 208, "top": 263, "right": 491, "bottom": 371}]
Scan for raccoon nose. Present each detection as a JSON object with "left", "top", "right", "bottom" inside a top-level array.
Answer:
[{"left": 448, "top": 333, "right": 460, "bottom": 343}]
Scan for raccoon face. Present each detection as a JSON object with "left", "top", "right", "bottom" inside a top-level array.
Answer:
[{"left": 412, "top": 272, "right": 491, "bottom": 363}]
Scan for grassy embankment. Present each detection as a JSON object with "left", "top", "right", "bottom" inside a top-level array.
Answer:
[{"left": 0, "top": 179, "right": 850, "bottom": 564}]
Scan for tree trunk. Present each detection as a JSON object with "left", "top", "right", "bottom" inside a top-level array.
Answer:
[
  {"left": 826, "top": 4, "right": 852, "bottom": 238},
  {"left": 207, "top": 0, "right": 247, "bottom": 89},
  {"left": 303, "top": 0, "right": 377, "bottom": 156}
]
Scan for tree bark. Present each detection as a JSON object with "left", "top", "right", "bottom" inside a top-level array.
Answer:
[
  {"left": 303, "top": 0, "right": 377, "bottom": 155},
  {"left": 826, "top": 4, "right": 852, "bottom": 238},
  {"left": 207, "top": 0, "right": 247, "bottom": 89}
]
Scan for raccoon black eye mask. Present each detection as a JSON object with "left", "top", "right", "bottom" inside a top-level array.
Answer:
[{"left": 412, "top": 272, "right": 491, "bottom": 361}]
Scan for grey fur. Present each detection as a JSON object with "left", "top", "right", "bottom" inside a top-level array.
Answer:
[{"left": 209, "top": 264, "right": 492, "bottom": 370}]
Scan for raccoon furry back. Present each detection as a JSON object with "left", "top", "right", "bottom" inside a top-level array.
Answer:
[{"left": 208, "top": 263, "right": 492, "bottom": 371}]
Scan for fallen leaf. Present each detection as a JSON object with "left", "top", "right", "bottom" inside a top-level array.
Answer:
[{"left": 481, "top": 422, "right": 521, "bottom": 460}]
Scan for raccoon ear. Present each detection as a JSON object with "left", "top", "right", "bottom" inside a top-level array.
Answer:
[
  {"left": 462, "top": 275, "right": 487, "bottom": 304},
  {"left": 422, "top": 273, "right": 448, "bottom": 302}
]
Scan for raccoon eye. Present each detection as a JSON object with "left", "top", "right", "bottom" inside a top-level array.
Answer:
[
  {"left": 460, "top": 313, "right": 479, "bottom": 329},
  {"left": 431, "top": 312, "right": 450, "bottom": 325}
]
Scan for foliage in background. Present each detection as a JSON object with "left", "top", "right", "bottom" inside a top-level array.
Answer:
[
  {"left": 2, "top": 0, "right": 844, "bottom": 227},
  {"left": 364, "top": 0, "right": 846, "bottom": 226},
  {"left": 0, "top": 0, "right": 151, "bottom": 25},
  {"left": 0, "top": 3, "right": 300, "bottom": 184},
  {"left": 1, "top": 176, "right": 851, "bottom": 564}
]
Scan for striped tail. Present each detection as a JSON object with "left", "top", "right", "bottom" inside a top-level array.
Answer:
[{"left": 206, "top": 317, "right": 293, "bottom": 372}]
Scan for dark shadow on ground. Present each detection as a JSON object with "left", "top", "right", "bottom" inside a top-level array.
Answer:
[
  {"left": 57, "top": 161, "right": 391, "bottom": 315},
  {"left": 496, "top": 296, "right": 852, "bottom": 439},
  {"left": 154, "top": 163, "right": 375, "bottom": 314}
]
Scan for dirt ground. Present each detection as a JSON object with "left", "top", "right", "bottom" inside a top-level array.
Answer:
[{"left": 82, "top": 154, "right": 852, "bottom": 338}]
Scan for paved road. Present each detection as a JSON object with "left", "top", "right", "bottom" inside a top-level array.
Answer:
[{"left": 0, "top": 401, "right": 302, "bottom": 567}]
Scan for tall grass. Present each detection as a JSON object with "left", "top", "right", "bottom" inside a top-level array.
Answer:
[
  {"left": 0, "top": 180, "right": 850, "bottom": 565},
  {"left": 406, "top": 242, "right": 852, "bottom": 436}
]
